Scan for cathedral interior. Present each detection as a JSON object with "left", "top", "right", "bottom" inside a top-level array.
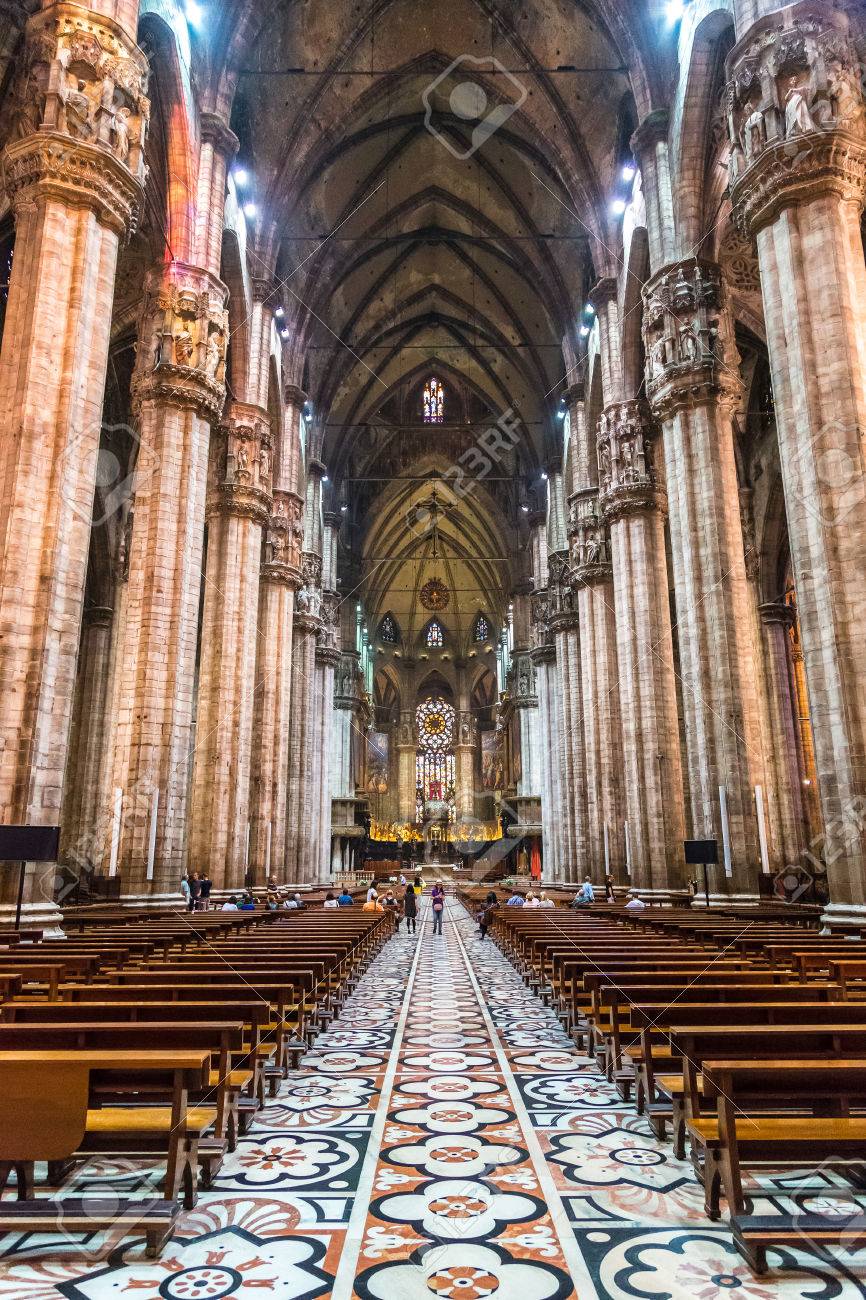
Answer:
[{"left": 2, "top": 0, "right": 866, "bottom": 1293}]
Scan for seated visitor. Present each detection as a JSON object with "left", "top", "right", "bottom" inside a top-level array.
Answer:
[
  {"left": 506, "top": 891, "right": 525, "bottom": 907},
  {"left": 323, "top": 891, "right": 338, "bottom": 908},
  {"left": 221, "top": 895, "right": 239, "bottom": 911},
  {"left": 624, "top": 889, "right": 646, "bottom": 909},
  {"left": 338, "top": 889, "right": 354, "bottom": 906}
]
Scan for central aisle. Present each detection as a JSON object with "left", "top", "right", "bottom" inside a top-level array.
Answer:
[{"left": 2, "top": 901, "right": 860, "bottom": 1298}]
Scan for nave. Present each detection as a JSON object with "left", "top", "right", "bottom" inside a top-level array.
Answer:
[{"left": 1, "top": 899, "right": 862, "bottom": 1300}]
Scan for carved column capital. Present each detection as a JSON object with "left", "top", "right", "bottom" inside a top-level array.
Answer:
[
  {"left": 597, "top": 398, "right": 666, "bottom": 520},
  {"left": 568, "top": 487, "right": 613, "bottom": 586},
  {"left": 284, "top": 383, "right": 308, "bottom": 409},
  {"left": 2, "top": 2, "right": 150, "bottom": 233},
  {"left": 262, "top": 488, "right": 303, "bottom": 583},
  {"left": 546, "top": 552, "right": 580, "bottom": 632},
  {"left": 588, "top": 276, "right": 618, "bottom": 310},
  {"left": 759, "top": 600, "right": 795, "bottom": 628},
  {"left": 209, "top": 401, "right": 272, "bottom": 523},
  {"left": 200, "top": 112, "right": 239, "bottom": 162},
  {"left": 131, "top": 262, "right": 229, "bottom": 421},
  {"left": 630, "top": 108, "right": 670, "bottom": 159},
  {"left": 726, "top": 2, "right": 866, "bottom": 234},
  {"left": 641, "top": 259, "right": 742, "bottom": 420},
  {"left": 82, "top": 604, "right": 114, "bottom": 629}
]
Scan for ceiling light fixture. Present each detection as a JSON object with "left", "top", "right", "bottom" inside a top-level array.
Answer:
[
  {"left": 243, "top": 201, "right": 257, "bottom": 219},
  {"left": 610, "top": 197, "right": 627, "bottom": 216},
  {"left": 621, "top": 163, "right": 636, "bottom": 183},
  {"left": 233, "top": 167, "right": 249, "bottom": 187}
]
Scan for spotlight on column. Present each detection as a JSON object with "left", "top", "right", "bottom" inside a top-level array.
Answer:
[
  {"left": 556, "top": 408, "right": 566, "bottom": 419},
  {"left": 580, "top": 324, "right": 591, "bottom": 337},
  {"left": 184, "top": 0, "right": 204, "bottom": 28},
  {"left": 322, "top": 475, "right": 329, "bottom": 483},
  {"left": 243, "top": 201, "right": 258, "bottom": 220},
  {"left": 610, "top": 197, "right": 627, "bottom": 216},
  {"left": 540, "top": 471, "right": 548, "bottom": 480},
  {"left": 274, "top": 306, "right": 285, "bottom": 319},
  {"left": 279, "top": 328, "right": 289, "bottom": 340},
  {"left": 520, "top": 503, "right": 530, "bottom": 513},
  {"left": 233, "top": 167, "right": 249, "bottom": 187},
  {"left": 583, "top": 303, "right": 595, "bottom": 317},
  {"left": 666, "top": 0, "right": 684, "bottom": 23},
  {"left": 621, "top": 162, "right": 636, "bottom": 183}
]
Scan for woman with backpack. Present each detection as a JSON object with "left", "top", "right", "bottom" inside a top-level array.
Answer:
[{"left": 403, "top": 881, "right": 418, "bottom": 934}]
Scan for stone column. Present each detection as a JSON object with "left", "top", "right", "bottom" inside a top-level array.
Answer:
[
  {"left": 0, "top": 2, "right": 147, "bottom": 926},
  {"left": 566, "top": 378, "right": 626, "bottom": 880},
  {"left": 759, "top": 602, "right": 809, "bottom": 865},
  {"left": 61, "top": 606, "right": 114, "bottom": 870},
  {"left": 395, "top": 709, "right": 418, "bottom": 827},
  {"left": 314, "top": 586, "right": 341, "bottom": 883},
  {"left": 599, "top": 400, "right": 686, "bottom": 892},
  {"left": 249, "top": 490, "right": 302, "bottom": 881},
  {"left": 284, "top": 587, "right": 321, "bottom": 884},
  {"left": 455, "top": 710, "right": 477, "bottom": 824},
  {"left": 188, "top": 404, "right": 271, "bottom": 888},
  {"left": 548, "top": 553, "right": 587, "bottom": 881},
  {"left": 727, "top": 3, "right": 866, "bottom": 917},
  {"left": 643, "top": 259, "right": 777, "bottom": 895},
  {"left": 631, "top": 111, "right": 677, "bottom": 269},
  {"left": 530, "top": 641, "right": 559, "bottom": 879},
  {"left": 109, "top": 262, "right": 228, "bottom": 898}
]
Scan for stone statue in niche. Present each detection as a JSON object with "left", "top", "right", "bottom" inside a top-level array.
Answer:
[
  {"left": 296, "top": 585, "right": 311, "bottom": 612},
  {"left": 741, "top": 103, "right": 766, "bottom": 161},
  {"left": 598, "top": 435, "right": 612, "bottom": 491},
  {"left": 206, "top": 328, "right": 223, "bottom": 379},
  {"left": 268, "top": 529, "right": 286, "bottom": 563},
  {"left": 174, "top": 328, "right": 195, "bottom": 367},
  {"left": 308, "top": 586, "right": 322, "bottom": 618},
  {"left": 111, "top": 104, "right": 131, "bottom": 160},
  {"left": 63, "top": 79, "right": 97, "bottom": 140},
  {"left": 679, "top": 327, "right": 698, "bottom": 363},
  {"left": 784, "top": 76, "right": 815, "bottom": 136},
  {"left": 258, "top": 446, "right": 270, "bottom": 483},
  {"left": 12, "top": 68, "right": 46, "bottom": 140},
  {"left": 235, "top": 444, "right": 250, "bottom": 481}
]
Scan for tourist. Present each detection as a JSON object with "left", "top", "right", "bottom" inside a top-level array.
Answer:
[
  {"left": 478, "top": 890, "right": 498, "bottom": 940},
  {"left": 366, "top": 882, "right": 378, "bottom": 903},
  {"left": 604, "top": 875, "right": 616, "bottom": 903},
  {"left": 624, "top": 890, "right": 646, "bottom": 910},
  {"left": 538, "top": 892, "right": 554, "bottom": 908},
  {"left": 265, "top": 892, "right": 279, "bottom": 911},
  {"left": 431, "top": 880, "right": 445, "bottom": 936},
  {"left": 323, "top": 891, "right": 338, "bottom": 909},
  {"left": 403, "top": 881, "right": 418, "bottom": 934},
  {"left": 221, "top": 894, "right": 239, "bottom": 911},
  {"left": 581, "top": 876, "right": 595, "bottom": 903},
  {"left": 506, "top": 890, "right": 525, "bottom": 907},
  {"left": 239, "top": 892, "right": 256, "bottom": 911},
  {"left": 525, "top": 891, "right": 540, "bottom": 908},
  {"left": 292, "top": 891, "right": 306, "bottom": 910},
  {"left": 337, "top": 888, "right": 354, "bottom": 906},
  {"left": 198, "top": 873, "right": 212, "bottom": 910},
  {"left": 180, "top": 875, "right": 191, "bottom": 909},
  {"left": 382, "top": 889, "right": 402, "bottom": 930},
  {"left": 188, "top": 871, "right": 201, "bottom": 912},
  {"left": 363, "top": 890, "right": 382, "bottom": 912}
]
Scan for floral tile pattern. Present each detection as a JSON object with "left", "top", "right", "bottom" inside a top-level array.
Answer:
[{"left": 0, "top": 898, "right": 864, "bottom": 1298}]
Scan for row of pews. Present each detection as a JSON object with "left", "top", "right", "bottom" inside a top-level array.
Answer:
[
  {"left": 486, "top": 901, "right": 866, "bottom": 1274},
  {"left": 0, "top": 905, "right": 393, "bottom": 1255}
]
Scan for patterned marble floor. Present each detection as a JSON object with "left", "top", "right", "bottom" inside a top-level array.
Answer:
[{"left": 1, "top": 898, "right": 865, "bottom": 1298}]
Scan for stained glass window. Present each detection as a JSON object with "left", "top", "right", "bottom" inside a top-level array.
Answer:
[
  {"left": 474, "top": 614, "right": 490, "bottom": 642},
  {"left": 379, "top": 613, "right": 399, "bottom": 643},
  {"left": 415, "top": 696, "right": 456, "bottom": 821},
  {"left": 423, "top": 377, "right": 444, "bottom": 424},
  {"left": 425, "top": 619, "right": 444, "bottom": 648}
]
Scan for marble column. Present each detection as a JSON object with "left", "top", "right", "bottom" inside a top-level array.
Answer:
[
  {"left": 0, "top": 3, "right": 147, "bottom": 927},
  {"left": 759, "top": 602, "right": 809, "bottom": 865},
  {"left": 548, "top": 553, "right": 587, "bottom": 881},
  {"left": 531, "top": 642, "right": 560, "bottom": 879},
  {"left": 565, "top": 379, "right": 626, "bottom": 880},
  {"left": 598, "top": 400, "right": 686, "bottom": 892},
  {"left": 643, "top": 259, "right": 777, "bottom": 894},
  {"left": 109, "top": 262, "right": 228, "bottom": 898},
  {"left": 455, "top": 711, "right": 477, "bottom": 824},
  {"left": 727, "top": 3, "right": 866, "bottom": 917},
  {"left": 395, "top": 710, "right": 418, "bottom": 827},
  {"left": 285, "top": 574, "right": 322, "bottom": 883},
  {"left": 60, "top": 606, "right": 115, "bottom": 871},
  {"left": 188, "top": 404, "right": 271, "bottom": 888}
]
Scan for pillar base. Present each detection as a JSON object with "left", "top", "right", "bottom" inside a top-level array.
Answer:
[
  {"left": 820, "top": 902, "right": 866, "bottom": 932},
  {"left": 0, "top": 900, "right": 65, "bottom": 937},
  {"left": 118, "top": 892, "right": 188, "bottom": 911}
]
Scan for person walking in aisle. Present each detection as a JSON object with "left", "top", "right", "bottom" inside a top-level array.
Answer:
[
  {"left": 431, "top": 880, "right": 445, "bottom": 935},
  {"left": 403, "top": 881, "right": 418, "bottom": 934},
  {"left": 478, "top": 890, "right": 498, "bottom": 940}
]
